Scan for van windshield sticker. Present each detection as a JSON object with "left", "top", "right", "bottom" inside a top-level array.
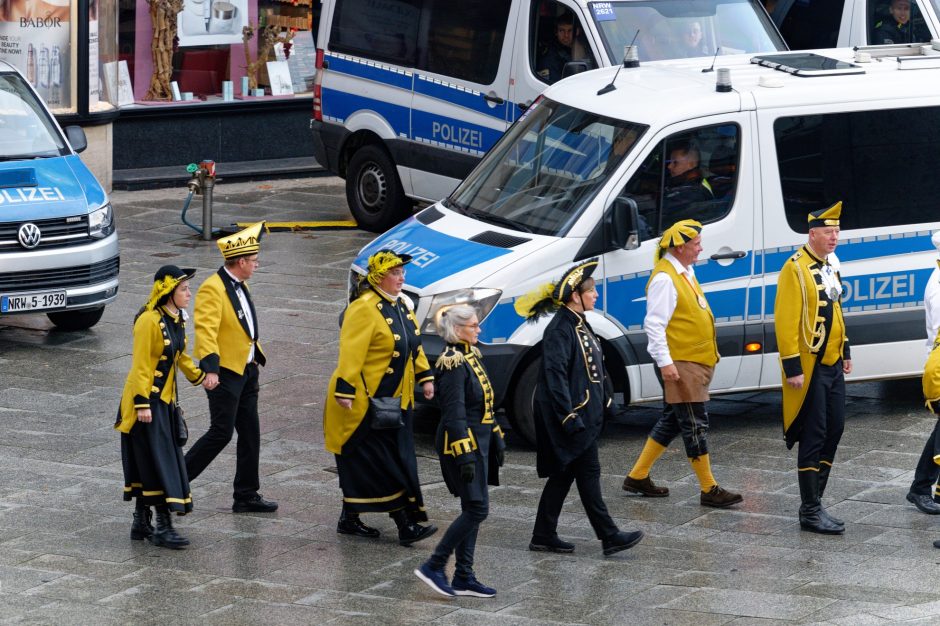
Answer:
[
  {"left": 0, "top": 187, "right": 66, "bottom": 204},
  {"left": 591, "top": 3, "right": 617, "bottom": 22}
]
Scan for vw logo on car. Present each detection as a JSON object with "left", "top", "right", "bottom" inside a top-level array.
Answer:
[{"left": 17, "top": 222, "right": 41, "bottom": 249}]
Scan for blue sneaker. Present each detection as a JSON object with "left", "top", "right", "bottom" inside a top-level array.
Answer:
[
  {"left": 452, "top": 574, "right": 496, "bottom": 598},
  {"left": 414, "top": 562, "right": 455, "bottom": 598}
]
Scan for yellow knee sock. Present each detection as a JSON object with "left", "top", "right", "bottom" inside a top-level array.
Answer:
[
  {"left": 690, "top": 454, "right": 718, "bottom": 492},
  {"left": 628, "top": 438, "right": 667, "bottom": 480}
]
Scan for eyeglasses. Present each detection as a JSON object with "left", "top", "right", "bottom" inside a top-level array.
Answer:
[
  {"left": 387, "top": 268, "right": 406, "bottom": 277},
  {"left": 241, "top": 256, "right": 260, "bottom": 266},
  {"left": 459, "top": 323, "right": 481, "bottom": 329}
]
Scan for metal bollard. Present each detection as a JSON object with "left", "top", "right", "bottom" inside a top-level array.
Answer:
[{"left": 198, "top": 160, "right": 216, "bottom": 240}]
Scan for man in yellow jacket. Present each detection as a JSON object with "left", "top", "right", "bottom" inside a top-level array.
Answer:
[
  {"left": 775, "top": 202, "right": 851, "bottom": 535},
  {"left": 622, "top": 220, "right": 742, "bottom": 508},
  {"left": 185, "top": 222, "right": 278, "bottom": 513}
]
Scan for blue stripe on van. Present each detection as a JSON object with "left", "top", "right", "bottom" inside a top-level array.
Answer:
[
  {"left": 326, "top": 54, "right": 413, "bottom": 91},
  {"left": 413, "top": 75, "right": 507, "bottom": 122},
  {"left": 321, "top": 88, "right": 411, "bottom": 137}
]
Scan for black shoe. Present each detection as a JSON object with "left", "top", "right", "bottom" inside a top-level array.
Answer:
[
  {"left": 933, "top": 539, "right": 940, "bottom": 549},
  {"left": 907, "top": 492, "right": 940, "bottom": 515},
  {"left": 398, "top": 522, "right": 437, "bottom": 547},
  {"left": 528, "top": 535, "right": 575, "bottom": 553},
  {"left": 602, "top": 530, "right": 644, "bottom": 556},
  {"left": 149, "top": 506, "right": 189, "bottom": 550},
  {"left": 233, "top": 494, "right": 279, "bottom": 513},
  {"left": 130, "top": 504, "right": 154, "bottom": 541},
  {"left": 337, "top": 514, "right": 380, "bottom": 538}
]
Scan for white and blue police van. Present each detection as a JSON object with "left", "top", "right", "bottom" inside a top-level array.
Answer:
[
  {"left": 0, "top": 61, "right": 119, "bottom": 331},
  {"left": 311, "top": 0, "right": 786, "bottom": 232},
  {"left": 349, "top": 45, "right": 940, "bottom": 443}
]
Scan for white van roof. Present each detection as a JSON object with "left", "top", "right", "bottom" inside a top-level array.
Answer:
[{"left": 545, "top": 47, "right": 940, "bottom": 125}]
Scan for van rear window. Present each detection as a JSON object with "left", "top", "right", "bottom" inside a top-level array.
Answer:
[
  {"left": 774, "top": 106, "right": 940, "bottom": 232},
  {"left": 329, "top": 0, "right": 421, "bottom": 67}
]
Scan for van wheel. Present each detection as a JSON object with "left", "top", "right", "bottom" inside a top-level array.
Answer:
[
  {"left": 47, "top": 307, "right": 104, "bottom": 331},
  {"left": 510, "top": 357, "right": 541, "bottom": 447},
  {"left": 346, "top": 145, "right": 412, "bottom": 233}
]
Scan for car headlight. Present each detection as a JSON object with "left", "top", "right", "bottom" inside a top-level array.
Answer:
[
  {"left": 88, "top": 203, "right": 114, "bottom": 238},
  {"left": 421, "top": 288, "right": 502, "bottom": 335}
]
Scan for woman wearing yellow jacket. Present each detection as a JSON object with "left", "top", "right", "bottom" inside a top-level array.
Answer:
[
  {"left": 115, "top": 265, "right": 210, "bottom": 549},
  {"left": 324, "top": 250, "right": 437, "bottom": 546}
]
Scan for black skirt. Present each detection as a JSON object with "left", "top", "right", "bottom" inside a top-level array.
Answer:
[
  {"left": 121, "top": 400, "right": 193, "bottom": 514},
  {"left": 335, "top": 407, "right": 428, "bottom": 521}
]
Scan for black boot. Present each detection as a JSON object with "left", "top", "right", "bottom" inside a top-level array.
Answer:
[
  {"left": 798, "top": 471, "right": 843, "bottom": 535},
  {"left": 817, "top": 464, "right": 844, "bottom": 527},
  {"left": 130, "top": 502, "right": 154, "bottom": 541},
  {"left": 390, "top": 509, "right": 437, "bottom": 547},
  {"left": 149, "top": 506, "right": 190, "bottom": 549},
  {"left": 337, "top": 508, "right": 380, "bottom": 538}
]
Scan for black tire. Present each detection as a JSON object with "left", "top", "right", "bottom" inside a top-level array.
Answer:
[
  {"left": 345, "top": 144, "right": 412, "bottom": 233},
  {"left": 47, "top": 307, "right": 104, "bottom": 331},
  {"left": 510, "top": 356, "right": 541, "bottom": 447}
]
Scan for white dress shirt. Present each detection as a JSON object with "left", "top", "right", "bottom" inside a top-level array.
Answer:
[
  {"left": 926, "top": 264, "right": 940, "bottom": 353},
  {"left": 223, "top": 267, "right": 256, "bottom": 363},
  {"left": 644, "top": 252, "right": 694, "bottom": 368}
]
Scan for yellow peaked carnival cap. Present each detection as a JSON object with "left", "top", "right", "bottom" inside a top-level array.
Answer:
[
  {"left": 807, "top": 201, "right": 841, "bottom": 229},
  {"left": 217, "top": 221, "right": 264, "bottom": 259},
  {"left": 656, "top": 219, "right": 702, "bottom": 262}
]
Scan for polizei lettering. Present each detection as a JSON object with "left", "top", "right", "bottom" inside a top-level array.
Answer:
[
  {"left": 379, "top": 239, "right": 440, "bottom": 268},
  {"left": 0, "top": 187, "right": 66, "bottom": 204},
  {"left": 841, "top": 273, "right": 917, "bottom": 304},
  {"left": 431, "top": 122, "right": 483, "bottom": 149}
]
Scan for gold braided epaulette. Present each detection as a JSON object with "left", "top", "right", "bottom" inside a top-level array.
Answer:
[{"left": 435, "top": 346, "right": 465, "bottom": 371}]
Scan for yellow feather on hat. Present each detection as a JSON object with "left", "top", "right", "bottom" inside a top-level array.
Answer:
[
  {"left": 366, "top": 249, "right": 413, "bottom": 288},
  {"left": 513, "top": 281, "right": 558, "bottom": 321},
  {"left": 656, "top": 219, "right": 702, "bottom": 262}
]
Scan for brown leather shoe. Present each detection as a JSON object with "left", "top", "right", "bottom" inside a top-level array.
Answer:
[
  {"left": 622, "top": 475, "right": 669, "bottom": 497},
  {"left": 700, "top": 485, "right": 743, "bottom": 508}
]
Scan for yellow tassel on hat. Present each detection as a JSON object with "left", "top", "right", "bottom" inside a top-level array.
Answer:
[{"left": 218, "top": 221, "right": 264, "bottom": 259}]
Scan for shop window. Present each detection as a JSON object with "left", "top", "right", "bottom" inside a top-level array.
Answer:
[
  {"left": 423, "top": 0, "right": 510, "bottom": 85},
  {"left": 329, "top": 0, "right": 420, "bottom": 66},
  {"left": 774, "top": 107, "right": 940, "bottom": 233},
  {"left": 868, "top": 0, "right": 930, "bottom": 44},
  {"left": 620, "top": 124, "right": 740, "bottom": 241},
  {"left": 530, "top": 0, "right": 596, "bottom": 85}
]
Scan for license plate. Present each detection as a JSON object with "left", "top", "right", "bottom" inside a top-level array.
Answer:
[{"left": 1, "top": 290, "right": 66, "bottom": 313}]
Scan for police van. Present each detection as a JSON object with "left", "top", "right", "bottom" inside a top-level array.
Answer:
[
  {"left": 0, "top": 62, "right": 119, "bottom": 331},
  {"left": 349, "top": 45, "right": 940, "bottom": 443},
  {"left": 311, "top": 0, "right": 786, "bottom": 232}
]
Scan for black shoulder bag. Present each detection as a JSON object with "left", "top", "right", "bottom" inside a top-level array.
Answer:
[{"left": 365, "top": 300, "right": 410, "bottom": 429}]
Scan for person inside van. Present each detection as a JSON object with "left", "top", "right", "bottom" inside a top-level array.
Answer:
[
  {"left": 662, "top": 141, "right": 713, "bottom": 224},
  {"left": 537, "top": 12, "right": 576, "bottom": 84},
  {"left": 676, "top": 20, "right": 709, "bottom": 57},
  {"left": 873, "top": 0, "right": 930, "bottom": 44}
]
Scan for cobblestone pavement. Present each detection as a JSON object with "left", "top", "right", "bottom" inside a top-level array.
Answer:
[{"left": 0, "top": 177, "right": 938, "bottom": 625}]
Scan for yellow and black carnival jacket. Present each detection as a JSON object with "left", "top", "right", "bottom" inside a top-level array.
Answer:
[
  {"left": 774, "top": 245, "right": 850, "bottom": 446},
  {"left": 323, "top": 288, "right": 433, "bottom": 454},
  {"left": 194, "top": 269, "right": 266, "bottom": 375},
  {"left": 115, "top": 307, "right": 205, "bottom": 433},
  {"left": 924, "top": 337, "right": 940, "bottom": 416},
  {"left": 434, "top": 342, "right": 505, "bottom": 497}
]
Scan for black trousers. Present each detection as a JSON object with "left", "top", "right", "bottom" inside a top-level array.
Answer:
[
  {"left": 910, "top": 417, "right": 940, "bottom": 498},
  {"left": 650, "top": 401, "right": 709, "bottom": 458},
  {"left": 796, "top": 361, "right": 845, "bottom": 469},
  {"left": 185, "top": 364, "right": 260, "bottom": 501},
  {"left": 532, "top": 441, "right": 618, "bottom": 541},
  {"left": 428, "top": 493, "right": 488, "bottom": 579}
]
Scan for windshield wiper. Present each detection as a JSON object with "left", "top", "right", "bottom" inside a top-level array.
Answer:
[
  {"left": 466, "top": 208, "right": 533, "bottom": 233},
  {"left": 442, "top": 197, "right": 467, "bottom": 214}
]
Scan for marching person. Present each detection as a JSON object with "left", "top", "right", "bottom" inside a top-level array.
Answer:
[
  {"left": 907, "top": 231, "right": 940, "bottom": 514},
  {"left": 324, "top": 250, "right": 437, "bottom": 546},
  {"left": 774, "top": 201, "right": 851, "bottom": 535},
  {"left": 516, "top": 259, "right": 644, "bottom": 557},
  {"left": 116, "top": 265, "right": 209, "bottom": 549},
  {"left": 622, "top": 220, "right": 742, "bottom": 508},
  {"left": 414, "top": 304, "right": 505, "bottom": 598},
  {"left": 185, "top": 222, "right": 278, "bottom": 514},
  {"left": 923, "top": 338, "right": 940, "bottom": 548}
]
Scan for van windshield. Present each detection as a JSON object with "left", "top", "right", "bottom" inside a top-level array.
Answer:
[
  {"left": 590, "top": 0, "right": 785, "bottom": 63},
  {"left": 445, "top": 98, "right": 646, "bottom": 236},
  {"left": 0, "top": 74, "right": 67, "bottom": 160}
]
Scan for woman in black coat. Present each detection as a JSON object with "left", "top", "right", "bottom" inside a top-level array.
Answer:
[
  {"left": 515, "top": 259, "right": 643, "bottom": 557},
  {"left": 414, "top": 304, "right": 505, "bottom": 598}
]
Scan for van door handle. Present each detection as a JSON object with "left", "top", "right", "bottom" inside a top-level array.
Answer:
[
  {"left": 517, "top": 100, "right": 531, "bottom": 111},
  {"left": 483, "top": 93, "right": 505, "bottom": 105},
  {"left": 709, "top": 251, "right": 746, "bottom": 260}
]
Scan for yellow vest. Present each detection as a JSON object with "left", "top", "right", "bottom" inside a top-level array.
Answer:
[{"left": 648, "top": 258, "right": 719, "bottom": 367}]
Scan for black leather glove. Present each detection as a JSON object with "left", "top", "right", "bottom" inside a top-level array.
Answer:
[
  {"left": 494, "top": 447, "right": 505, "bottom": 467},
  {"left": 562, "top": 414, "right": 586, "bottom": 436},
  {"left": 459, "top": 462, "right": 475, "bottom": 484}
]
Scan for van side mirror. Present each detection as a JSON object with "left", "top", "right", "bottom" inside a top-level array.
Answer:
[
  {"left": 562, "top": 61, "right": 590, "bottom": 79},
  {"left": 611, "top": 197, "right": 640, "bottom": 250},
  {"left": 65, "top": 125, "right": 87, "bottom": 153}
]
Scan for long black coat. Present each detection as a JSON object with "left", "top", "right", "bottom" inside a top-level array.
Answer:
[
  {"left": 435, "top": 342, "right": 504, "bottom": 500},
  {"left": 535, "top": 306, "right": 610, "bottom": 477}
]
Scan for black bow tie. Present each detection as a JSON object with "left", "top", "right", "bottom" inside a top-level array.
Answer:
[{"left": 231, "top": 279, "right": 243, "bottom": 288}]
